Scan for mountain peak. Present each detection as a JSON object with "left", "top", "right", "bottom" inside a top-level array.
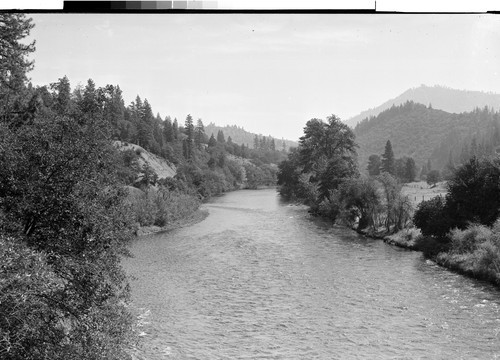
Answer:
[{"left": 345, "top": 85, "right": 500, "bottom": 128}]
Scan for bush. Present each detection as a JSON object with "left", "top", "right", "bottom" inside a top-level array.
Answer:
[
  {"left": 130, "top": 187, "right": 200, "bottom": 227},
  {"left": 448, "top": 224, "right": 493, "bottom": 255},
  {"left": 413, "top": 196, "right": 450, "bottom": 238},
  {"left": 436, "top": 222, "right": 500, "bottom": 285}
]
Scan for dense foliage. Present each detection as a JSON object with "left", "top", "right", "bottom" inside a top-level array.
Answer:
[
  {"left": 277, "top": 115, "right": 358, "bottom": 207},
  {"left": 0, "top": 14, "right": 136, "bottom": 359},
  {"left": 277, "top": 115, "right": 413, "bottom": 233},
  {"left": 413, "top": 157, "right": 500, "bottom": 238}
]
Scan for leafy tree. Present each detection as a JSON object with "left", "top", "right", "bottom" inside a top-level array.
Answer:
[
  {"left": 445, "top": 157, "right": 500, "bottom": 229},
  {"left": 427, "top": 169, "right": 441, "bottom": 186},
  {"left": 413, "top": 196, "right": 450, "bottom": 238},
  {"left": 337, "top": 178, "right": 381, "bottom": 230},
  {"left": 381, "top": 140, "right": 395, "bottom": 175},
  {"left": 367, "top": 154, "right": 381, "bottom": 176},
  {"left": 0, "top": 113, "right": 134, "bottom": 359},
  {"left": 278, "top": 115, "right": 358, "bottom": 202}
]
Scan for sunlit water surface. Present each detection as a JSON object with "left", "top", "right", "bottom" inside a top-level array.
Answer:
[{"left": 123, "top": 189, "right": 500, "bottom": 359}]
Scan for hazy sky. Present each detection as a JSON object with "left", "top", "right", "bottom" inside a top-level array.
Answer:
[{"left": 27, "top": 14, "right": 500, "bottom": 140}]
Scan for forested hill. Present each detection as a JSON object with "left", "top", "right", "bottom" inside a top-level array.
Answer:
[
  {"left": 354, "top": 101, "right": 500, "bottom": 172},
  {"left": 345, "top": 85, "right": 500, "bottom": 128},
  {"left": 205, "top": 123, "right": 298, "bottom": 151}
]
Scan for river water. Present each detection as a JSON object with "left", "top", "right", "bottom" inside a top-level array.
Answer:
[{"left": 123, "top": 189, "right": 500, "bottom": 359}]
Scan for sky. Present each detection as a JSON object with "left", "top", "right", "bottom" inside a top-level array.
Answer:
[{"left": 26, "top": 13, "right": 500, "bottom": 141}]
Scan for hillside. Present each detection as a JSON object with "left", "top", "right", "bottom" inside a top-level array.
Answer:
[
  {"left": 114, "top": 141, "right": 176, "bottom": 178},
  {"left": 205, "top": 123, "right": 298, "bottom": 150},
  {"left": 354, "top": 101, "right": 500, "bottom": 172},
  {"left": 345, "top": 85, "right": 500, "bottom": 128}
]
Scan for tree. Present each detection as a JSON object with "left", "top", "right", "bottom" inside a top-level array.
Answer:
[
  {"left": 367, "top": 154, "right": 381, "bottom": 176},
  {"left": 445, "top": 157, "right": 500, "bottom": 229},
  {"left": 50, "top": 76, "right": 72, "bottom": 115},
  {"left": 278, "top": 115, "right": 358, "bottom": 202},
  {"left": 404, "top": 157, "right": 417, "bottom": 183},
  {"left": 208, "top": 133, "right": 217, "bottom": 147},
  {"left": 194, "top": 118, "right": 205, "bottom": 149},
  {"left": 0, "top": 14, "right": 36, "bottom": 122},
  {"left": 427, "top": 169, "right": 440, "bottom": 186},
  {"left": 163, "top": 116, "right": 174, "bottom": 142},
  {"left": 0, "top": 113, "right": 133, "bottom": 359},
  {"left": 337, "top": 178, "right": 381, "bottom": 230},
  {"left": 270, "top": 138, "right": 276, "bottom": 151},
  {"left": 217, "top": 129, "right": 225, "bottom": 143},
  {"left": 413, "top": 196, "right": 450, "bottom": 238},
  {"left": 172, "top": 118, "right": 179, "bottom": 139},
  {"left": 381, "top": 140, "right": 395, "bottom": 175},
  {"left": 184, "top": 114, "right": 194, "bottom": 159}
]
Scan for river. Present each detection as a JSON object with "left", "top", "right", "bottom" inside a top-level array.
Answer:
[{"left": 123, "top": 188, "right": 500, "bottom": 359}]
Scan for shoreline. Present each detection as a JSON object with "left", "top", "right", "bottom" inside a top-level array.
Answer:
[
  {"left": 357, "top": 227, "right": 500, "bottom": 288},
  {"left": 135, "top": 207, "right": 209, "bottom": 237}
]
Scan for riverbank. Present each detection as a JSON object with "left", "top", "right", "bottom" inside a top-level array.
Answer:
[
  {"left": 135, "top": 208, "right": 209, "bottom": 236},
  {"left": 358, "top": 226, "right": 500, "bottom": 288}
]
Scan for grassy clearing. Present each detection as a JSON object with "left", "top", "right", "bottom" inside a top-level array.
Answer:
[{"left": 401, "top": 181, "right": 447, "bottom": 206}]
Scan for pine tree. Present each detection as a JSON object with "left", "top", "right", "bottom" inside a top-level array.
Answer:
[
  {"left": 253, "top": 134, "right": 259, "bottom": 149},
  {"left": 404, "top": 157, "right": 417, "bottom": 183},
  {"left": 270, "top": 138, "right": 276, "bottom": 151},
  {"left": 172, "top": 118, "right": 179, "bottom": 140},
  {"left": 50, "top": 76, "right": 72, "bottom": 115},
  {"left": 163, "top": 116, "right": 174, "bottom": 142},
  {"left": 0, "top": 14, "right": 36, "bottom": 123},
  {"left": 184, "top": 114, "right": 194, "bottom": 160},
  {"left": 217, "top": 129, "right": 225, "bottom": 143},
  {"left": 381, "top": 140, "right": 395, "bottom": 175},
  {"left": 194, "top": 118, "right": 205, "bottom": 149},
  {"left": 208, "top": 133, "right": 217, "bottom": 147},
  {"left": 367, "top": 154, "right": 381, "bottom": 176}
]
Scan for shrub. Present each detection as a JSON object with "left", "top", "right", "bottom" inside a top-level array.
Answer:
[
  {"left": 448, "top": 224, "right": 493, "bottom": 255},
  {"left": 413, "top": 196, "right": 450, "bottom": 238},
  {"left": 130, "top": 187, "right": 200, "bottom": 227}
]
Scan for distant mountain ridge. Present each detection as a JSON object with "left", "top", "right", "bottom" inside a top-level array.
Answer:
[
  {"left": 354, "top": 101, "right": 500, "bottom": 173},
  {"left": 345, "top": 85, "right": 500, "bottom": 128},
  {"left": 205, "top": 123, "right": 298, "bottom": 150}
]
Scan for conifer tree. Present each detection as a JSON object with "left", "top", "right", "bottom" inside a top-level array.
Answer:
[
  {"left": 217, "top": 129, "right": 225, "bottom": 143},
  {"left": 172, "top": 118, "right": 179, "bottom": 139},
  {"left": 404, "top": 157, "right": 417, "bottom": 182},
  {"left": 381, "top": 140, "right": 395, "bottom": 175},
  {"left": 194, "top": 118, "right": 205, "bottom": 149},
  {"left": 367, "top": 154, "right": 381, "bottom": 176},
  {"left": 0, "top": 14, "right": 36, "bottom": 122},
  {"left": 184, "top": 114, "right": 194, "bottom": 159},
  {"left": 208, "top": 133, "right": 217, "bottom": 147},
  {"left": 163, "top": 116, "right": 174, "bottom": 142}
]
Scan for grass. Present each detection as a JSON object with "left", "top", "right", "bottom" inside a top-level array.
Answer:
[{"left": 401, "top": 181, "right": 447, "bottom": 206}]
